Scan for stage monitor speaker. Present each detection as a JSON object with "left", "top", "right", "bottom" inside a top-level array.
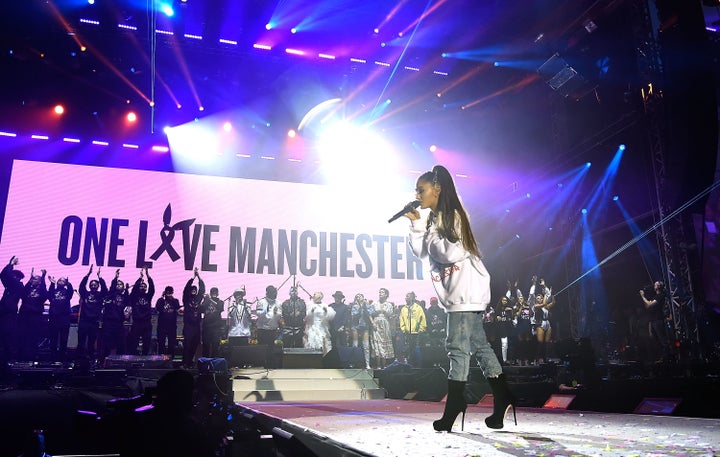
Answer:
[
  {"left": 322, "top": 346, "right": 365, "bottom": 369},
  {"left": 103, "top": 354, "right": 171, "bottom": 369},
  {"left": 229, "top": 345, "right": 268, "bottom": 368},
  {"left": 282, "top": 348, "right": 323, "bottom": 369},
  {"left": 198, "top": 357, "right": 228, "bottom": 375},
  {"left": 414, "top": 346, "right": 449, "bottom": 369},
  {"left": 633, "top": 397, "right": 682, "bottom": 415},
  {"left": 478, "top": 394, "right": 494, "bottom": 406},
  {"left": 16, "top": 369, "right": 56, "bottom": 389},
  {"left": 543, "top": 394, "right": 576, "bottom": 409}
]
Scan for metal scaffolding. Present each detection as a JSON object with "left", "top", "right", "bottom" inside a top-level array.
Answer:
[{"left": 632, "top": 0, "right": 702, "bottom": 359}]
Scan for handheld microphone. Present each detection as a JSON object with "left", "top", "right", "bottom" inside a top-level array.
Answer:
[{"left": 388, "top": 200, "right": 420, "bottom": 223}]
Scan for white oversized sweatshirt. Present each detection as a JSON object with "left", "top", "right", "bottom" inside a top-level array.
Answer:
[{"left": 408, "top": 215, "right": 491, "bottom": 312}]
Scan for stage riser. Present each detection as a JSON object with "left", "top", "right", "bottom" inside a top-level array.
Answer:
[{"left": 231, "top": 368, "right": 385, "bottom": 402}]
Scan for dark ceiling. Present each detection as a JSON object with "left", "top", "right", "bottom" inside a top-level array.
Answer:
[
  {"left": 0, "top": 0, "right": 718, "bottom": 300},
  {"left": 0, "top": 0, "right": 641, "bottom": 168}
]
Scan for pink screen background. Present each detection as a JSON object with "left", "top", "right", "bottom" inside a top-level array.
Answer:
[{"left": 0, "top": 160, "right": 436, "bottom": 312}]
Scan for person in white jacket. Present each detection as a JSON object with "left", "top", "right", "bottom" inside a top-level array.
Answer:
[{"left": 405, "top": 164, "right": 516, "bottom": 432}]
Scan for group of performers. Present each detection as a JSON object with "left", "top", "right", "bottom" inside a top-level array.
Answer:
[{"left": 0, "top": 255, "right": 451, "bottom": 371}]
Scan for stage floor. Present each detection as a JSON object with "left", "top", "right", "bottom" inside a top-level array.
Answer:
[{"left": 242, "top": 399, "right": 720, "bottom": 457}]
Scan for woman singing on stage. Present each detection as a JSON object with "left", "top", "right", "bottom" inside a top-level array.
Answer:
[{"left": 405, "top": 164, "right": 516, "bottom": 432}]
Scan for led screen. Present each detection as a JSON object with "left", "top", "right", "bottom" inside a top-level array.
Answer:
[{"left": 0, "top": 160, "right": 435, "bottom": 311}]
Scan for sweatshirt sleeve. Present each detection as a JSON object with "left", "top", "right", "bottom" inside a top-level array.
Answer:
[
  {"left": 424, "top": 220, "right": 473, "bottom": 265},
  {"left": 408, "top": 218, "right": 429, "bottom": 259}
]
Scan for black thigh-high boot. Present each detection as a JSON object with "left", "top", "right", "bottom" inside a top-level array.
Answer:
[
  {"left": 485, "top": 374, "right": 517, "bottom": 429},
  {"left": 433, "top": 380, "right": 467, "bottom": 432}
]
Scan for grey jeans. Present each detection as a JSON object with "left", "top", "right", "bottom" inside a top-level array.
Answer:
[{"left": 446, "top": 311, "right": 503, "bottom": 381}]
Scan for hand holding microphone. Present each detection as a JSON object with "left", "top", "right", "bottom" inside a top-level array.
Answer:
[{"left": 388, "top": 200, "right": 421, "bottom": 223}]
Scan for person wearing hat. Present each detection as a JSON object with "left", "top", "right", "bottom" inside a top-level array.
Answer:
[
  {"left": 255, "top": 285, "right": 281, "bottom": 346},
  {"left": 329, "top": 290, "right": 350, "bottom": 349},
  {"left": 227, "top": 286, "right": 252, "bottom": 347},
  {"left": 201, "top": 286, "right": 224, "bottom": 358},
  {"left": 156, "top": 285, "right": 181, "bottom": 359}
]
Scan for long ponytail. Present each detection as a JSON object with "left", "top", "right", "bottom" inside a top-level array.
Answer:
[{"left": 420, "top": 165, "right": 481, "bottom": 258}]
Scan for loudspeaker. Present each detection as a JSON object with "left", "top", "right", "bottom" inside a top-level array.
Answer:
[
  {"left": 229, "top": 345, "right": 268, "bottom": 368},
  {"left": 198, "top": 357, "right": 228, "bottom": 374},
  {"left": 414, "top": 346, "right": 449, "bottom": 369},
  {"left": 103, "top": 354, "right": 171, "bottom": 369},
  {"left": 322, "top": 346, "right": 364, "bottom": 368},
  {"left": 412, "top": 367, "right": 447, "bottom": 401},
  {"left": 282, "top": 348, "right": 323, "bottom": 368},
  {"left": 633, "top": 397, "right": 682, "bottom": 415},
  {"left": 543, "top": 394, "right": 576, "bottom": 409},
  {"left": 478, "top": 394, "right": 494, "bottom": 406}
]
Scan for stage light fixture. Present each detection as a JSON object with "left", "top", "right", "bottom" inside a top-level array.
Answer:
[
  {"left": 429, "top": 145, "right": 437, "bottom": 152},
  {"left": 586, "top": 162, "right": 592, "bottom": 167},
  {"left": 159, "top": 3, "right": 174, "bottom": 17},
  {"left": 290, "top": 27, "right": 297, "bottom": 34},
  {"left": 223, "top": 122, "right": 232, "bottom": 132},
  {"left": 581, "top": 208, "right": 588, "bottom": 214},
  {"left": 612, "top": 195, "right": 619, "bottom": 201},
  {"left": 287, "top": 129, "right": 296, "bottom": 138},
  {"left": 619, "top": 144, "right": 626, "bottom": 151},
  {"left": 54, "top": 105, "right": 65, "bottom": 115},
  {"left": 126, "top": 112, "right": 137, "bottom": 123}
]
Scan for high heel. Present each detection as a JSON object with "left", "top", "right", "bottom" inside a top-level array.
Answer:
[
  {"left": 433, "top": 380, "right": 467, "bottom": 432},
  {"left": 485, "top": 374, "right": 517, "bottom": 429}
]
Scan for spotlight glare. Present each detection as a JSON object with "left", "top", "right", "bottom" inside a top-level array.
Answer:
[
  {"left": 265, "top": 23, "right": 273, "bottom": 30},
  {"left": 159, "top": 3, "right": 174, "bottom": 17},
  {"left": 126, "top": 111, "right": 137, "bottom": 122},
  {"left": 619, "top": 144, "right": 626, "bottom": 151},
  {"left": 287, "top": 129, "right": 296, "bottom": 138},
  {"left": 223, "top": 122, "right": 232, "bottom": 132},
  {"left": 373, "top": 28, "right": 379, "bottom": 34},
  {"left": 581, "top": 208, "right": 588, "bottom": 214},
  {"left": 429, "top": 144, "right": 437, "bottom": 152},
  {"left": 612, "top": 195, "right": 619, "bottom": 201},
  {"left": 290, "top": 27, "right": 297, "bottom": 34},
  {"left": 586, "top": 162, "right": 591, "bottom": 167},
  {"left": 53, "top": 105, "right": 65, "bottom": 115},
  {"left": 198, "top": 106, "right": 204, "bottom": 112}
]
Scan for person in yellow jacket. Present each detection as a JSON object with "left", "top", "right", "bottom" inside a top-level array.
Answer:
[{"left": 399, "top": 291, "right": 426, "bottom": 365}]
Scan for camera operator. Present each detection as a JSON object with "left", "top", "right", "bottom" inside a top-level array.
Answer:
[{"left": 639, "top": 281, "right": 673, "bottom": 363}]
